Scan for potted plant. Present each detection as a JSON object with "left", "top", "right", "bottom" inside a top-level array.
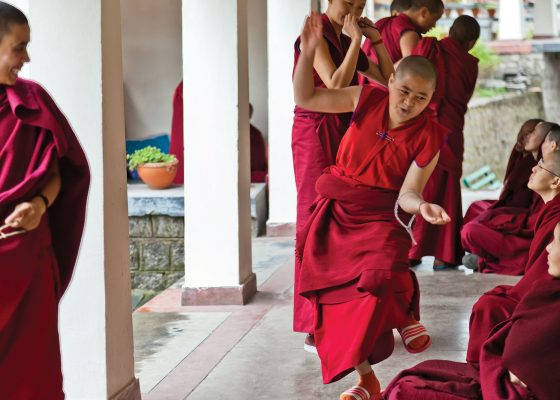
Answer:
[
  {"left": 472, "top": 3, "right": 481, "bottom": 17},
  {"left": 127, "top": 146, "right": 178, "bottom": 189},
  {"left": 484, "top": 2, "right": 497, "bottom": 18}
]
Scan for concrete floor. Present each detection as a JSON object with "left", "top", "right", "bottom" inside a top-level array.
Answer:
[{"left": 133, "top": 232, "right": 520, "bottom": 400}]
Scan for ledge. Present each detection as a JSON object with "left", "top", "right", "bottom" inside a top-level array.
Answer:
[
  {"left": 128, "top": 183, "right": 184, "bottom": 217},
  {"left": 488, "top": 38, "right": 560, "bottom": 54}
]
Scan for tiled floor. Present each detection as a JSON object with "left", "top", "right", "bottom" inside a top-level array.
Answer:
[{"left": 133, "top": 233, "right": 520, "bottom": 400}]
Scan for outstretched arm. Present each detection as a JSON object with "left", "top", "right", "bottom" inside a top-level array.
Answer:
[
  {"left": 294, "top": 13, "right": 362, "bottom": 114},
  {"left": 398, "top": 153, "right": 451, "bottom": 225},
  {"left": 5, "top": 158, "right": 61, "bottom": 231},
  {"left": 313, "top": 14, "right": 363, "bottom": 89},
  {"left": 400, "top": 30, "right": 421, "bottom": 58},
  {"left": 358, "top": 17, "right": 395, "bottom": 85}
]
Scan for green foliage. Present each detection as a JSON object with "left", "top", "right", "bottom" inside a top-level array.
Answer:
[
  {"left": 423, "top": 26, "right": 448, "bottom": 40},
  {"left": 127, "top": 146, "right": 176, "bottom": 171},
  {"left": 470, "top": 40, "right": 500, "bottom": 69},
  {"left": 474, "top": 86, "right": 507, "bottom": 98}
]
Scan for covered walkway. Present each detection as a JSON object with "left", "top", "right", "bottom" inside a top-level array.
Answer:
[{"left": 134, "top": 235, "right": 519, "bottom": 399}]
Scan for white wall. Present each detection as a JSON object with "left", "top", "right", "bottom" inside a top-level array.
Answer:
[
  {"left": 248, "top": 0, "right": 268, "bottom": 139},
  {"left": 267, "top": 1, "right": 310, "bottom": 227},
  {"left": 121, "top": 0, "right": 182, "bottom": 140}
]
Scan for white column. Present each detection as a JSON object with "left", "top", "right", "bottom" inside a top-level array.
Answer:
[
  {"left": 27, "top": 0, "right": 139, "bottom": 398},
  {"left": 498, "top": 0, "right": 524, "bottom": 40},
  {"left": 248, "top": 0, "right": 269, "bottom": 138},
  {"left": 266, "top": 0, "right": 310, "bottom": 235},
  {"left": 182, "top": 0, "right": 255, "bottom": 305},
  {"left": 533, "top": 0, "right": 559, "bottom": 38}
]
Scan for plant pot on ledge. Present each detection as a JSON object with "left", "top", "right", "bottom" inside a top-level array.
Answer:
[
  {"left": 127, "top": 145, "right": 178, "bottom": 189},
  {"left": 137, "top": 159, "right": 178, "bottom": 189}
]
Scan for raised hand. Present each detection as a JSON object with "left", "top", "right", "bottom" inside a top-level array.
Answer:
[
  {"left": 358, "top": 17, "right": 381, "bottom": 41},
  {"left": 300, "top": 12, "right": 323, "bottom": 54},
  {"left": 420, "top": 202, "right": 451, "bottom": 225},
  {"left": 343, "top": 14, "right": 362, "bottom": 42}
]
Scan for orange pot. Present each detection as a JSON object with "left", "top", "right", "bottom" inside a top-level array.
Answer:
[{"left": 137, "top": 159, "right": 179, "bottom": 189}]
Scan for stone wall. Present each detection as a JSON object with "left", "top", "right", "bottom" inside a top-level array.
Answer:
[
  {"left": 484, "top": 53, "right": 545, "bottom": 86},
  {"left": 463, "top": 90, "right": 545, "bottom": 179},
  {"left": 129, "top": 216, "right": 184, "bottom": 290}
]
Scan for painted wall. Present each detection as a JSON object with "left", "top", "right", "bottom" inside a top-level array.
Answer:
[
  {"left": 121, "top": 0, "right": 182, "bottom": 140},
  {"left": 248, "top": 0, "right": 268, "bottom": 139}
]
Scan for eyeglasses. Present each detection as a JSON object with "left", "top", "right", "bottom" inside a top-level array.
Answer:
[{"left": 537, "top": 158, "right": 560, "bottom": 178}]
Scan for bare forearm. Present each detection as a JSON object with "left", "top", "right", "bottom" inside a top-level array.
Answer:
[
  {"left": 397, "top": 189, "right": 426, "bottom": 215},
  {"left": 371, "top": 42, "right": 394, "bottom": 82},
  {"left": 326, "top": 39, "right": 362, "bottom": 88},
  {"left": 33, "top": 159, "right": 61, "bottom": 212},
  {"left": 294, "top": 48, "right": 318, "bottom": 107}
]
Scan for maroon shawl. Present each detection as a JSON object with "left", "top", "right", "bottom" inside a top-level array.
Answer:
[
  {"left": 1, "top": 78, "right": 89, "bottom": 294},
  {"left": 169, "top": 80, "right": 184, "bottom": 184},
  {"left": 363, "top": 14, "right": 419, "bottom": 63},
  {"left": 481, "top": 279, "right": 560, "bottom": 400}
]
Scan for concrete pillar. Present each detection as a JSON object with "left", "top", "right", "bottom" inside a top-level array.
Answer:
[
  {"left": 543, "top": 52, "right": 560, "bottom": 124},
  {"left": 498, "top": 0, "right": 524, "bottom": 40},
  {"left": 533, "top": 0, "right": 559, "bottom": 38},
  {"left": 266, "top": 0, "right": 310, "bottom": 235},
  {"left": 26, "top": 0, "right": 139, "bottom": 398},
  {"left": 182, "top": 0, "right": 255, "bottom": 305},
  {"left": 248, "top": 0, "right": 269, "bottom": 138}
]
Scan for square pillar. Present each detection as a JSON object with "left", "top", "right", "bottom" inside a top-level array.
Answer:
[
  {"left": 27, "top": 0, "right": 139, "bottom": 398},
  {"left": 533, "top": 0, "right": 559, "bottom": 38},
  {"left": 266, "top": 0, "right": 310, "bottom": 236},
  {"left": 498, "top": 0, "right": 525, "bottom": 40},
  {"left": 182, "top": 0, "right": 255, "bottom": 305}
]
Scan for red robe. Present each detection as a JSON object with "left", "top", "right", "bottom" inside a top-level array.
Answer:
[
  {"left": 466, "top": 193, "right": 560, "bottom": 364},
  {"left": 461, "top": 149, "right": 543, "bottom": 274},
  {"left": 383, "top": 280, "right": 560, "bottom": 400},
  {"left": 408, "top": 37, "right": 478, "bottom": 266},
  {"left": 169, "top": 81, "right": 184, "bottom": 184},
  {"left": 292, "top": 13, "right": 369, "bottom": 333},
  {"left": 360, "top": 14, "right": 419, "bottom": 85},
  {"left": 0, "top": 79, "right": 90, "bottom": 398},
  {"left": 250, "top": 124, "right": 267, "bottom": 183},
  {"left": 296, "top": 86, "right": 448, "bottom": 383}
]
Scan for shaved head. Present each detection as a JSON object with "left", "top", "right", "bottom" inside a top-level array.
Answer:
[
  {"left": 545, "top": 123, "right": 560, "bottom": 143},
  {"left": 545, "top": 150, "right": 560, "bottom": 176},
  {"left": 0, "top": 2, "right": 27, "bottom": 42},
  {"left": 409, "top": 0, "right": 444, "bottom": 13},
  {"left": 450, "top": 15, "right": 480, "bottom": 44},
  {"left": 395, "top": 55, "right": 437, "bottom": 88}
]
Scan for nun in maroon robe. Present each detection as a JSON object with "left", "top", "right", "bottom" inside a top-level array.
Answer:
[
  {"left": 0, "top": 78, "right": 89, "bottom": 398},
  {"left": 382, "top": 279, "right": 560, "bottom": 400},
  {"left": 466, "top": 192, "right": 560, "bottom": 364},
  {"left": 292, "top": 12, "right": 369, "bottom": 334},
  {"left": 408, "top": 17, "right": 479, "bottom": 268},
  {"left": 297, "top": 84, "right": 449, "bottom": 383},
  {"left": 461, "top": 120, "right": 549, "bottom": 274}
]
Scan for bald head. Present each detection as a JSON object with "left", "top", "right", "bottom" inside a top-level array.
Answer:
[
  {"left": 409, "top": 0, "right": 444, "bottom": 13},
  {"left": 545, "top": 150, "right": 560, "bottom": 177},
  {"left": 0, "top": 2, "right": 27, "bottom": 43},
  {"left": 395, "top": 55, "right": 437, "bottom": 88},
  {"left": 449, "top": 15, "right": 480, "bottom": 44}
]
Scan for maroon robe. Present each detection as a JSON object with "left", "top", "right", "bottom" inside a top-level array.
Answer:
[
  {"left": 0, "top": 79, "right": 90, "bottom": 398},
  {"left": 383, "top": 280, "right": 560, "bottom": 400},
  {"left": 292, "top": 13, "right": 369, "bottom": 333},
  {"left": 250, "top": 124, "right": 267, "bottom": 183},
  {"left": 408, "top": 37, "right": 478, "bottom": 266},
  {"left": 466, "top": 193, "right": 560, "bottom": 363},
  {"left": 169, "top": 81, "right": 184, "bottom": 184},
  {"left": 297, "top": 86, "right": 448, "bottom": 383},
  {"left": 461, "top": 148, "right": 543, "bottom": 274}
]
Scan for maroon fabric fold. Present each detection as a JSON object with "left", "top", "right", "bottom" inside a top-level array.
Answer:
[
  {"left": 362, "top": 14, "right": 419, "bottom": 64},
  {"left": 467, "top": 194, "right": 560, "bottom": 363},
  {"left": 0, "top": 78, "right": 89, "bottom": 398},
  {"left": 169, "top": 80, "right": 184, "bottom": 184}
]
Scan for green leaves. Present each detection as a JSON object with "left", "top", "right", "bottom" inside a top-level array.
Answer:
[{"left": 127, "top": 146, "right": 177, "bottom": 171}]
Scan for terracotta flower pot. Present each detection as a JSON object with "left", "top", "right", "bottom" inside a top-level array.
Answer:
[
  {"left": 457, "top": 7, "right": 464, "bottom": 15},
  {"left": 137, "top": 159, "right": 179, "bottom": 189},
  {"left": 444, "top": 8, "right": 452, "bottom": 17},
  {"left": 472, "top": 7, "right": 480, "bottom": 17},
  {"left": 487, "top": 8, "right": 496, "bottom": 18}
]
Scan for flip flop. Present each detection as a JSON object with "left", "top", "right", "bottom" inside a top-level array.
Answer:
[
  {"left": 398, "top": 323, "right": 432, "bottom": 354},
  {"left": 340, "top": 385, "right": 381, "bottom": 400}
]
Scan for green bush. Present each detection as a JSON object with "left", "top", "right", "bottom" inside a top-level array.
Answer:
[
  {"left": 127, "top": 146, "right": 176, "bottom": 171},
  {"left": 470, "top": 40, "right": 500, "bottom": 69}
]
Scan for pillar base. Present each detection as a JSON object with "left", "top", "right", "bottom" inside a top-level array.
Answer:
[
  {"left": 110, "top": 378, "right": 141, "bottom": 400},
  {"left": 182, "top": 272, "right": 257, "bottom": 305},
  {"left": 266, "top": 222, "right": 295, "bottom": 237}
]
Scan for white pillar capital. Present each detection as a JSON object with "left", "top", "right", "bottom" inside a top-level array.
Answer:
[{"left": 498, "top": 0, "right": 525, "bottom": 40}]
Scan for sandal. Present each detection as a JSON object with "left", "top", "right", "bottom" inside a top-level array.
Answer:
[
  {"left": 340, "top": 385, "right": 381, "bottom": 400},
  {"left": 398, "top": 323, "right": 432, "bottom": 354}
]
